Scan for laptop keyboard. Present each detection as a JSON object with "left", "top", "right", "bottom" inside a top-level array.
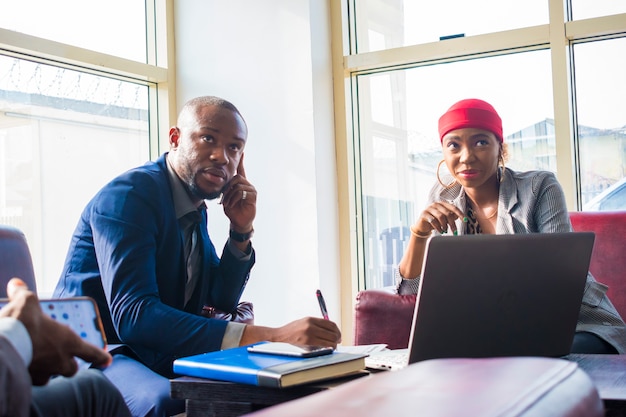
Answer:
[{"left": 365, "top": 349, "right": 409, "bottom": 371}]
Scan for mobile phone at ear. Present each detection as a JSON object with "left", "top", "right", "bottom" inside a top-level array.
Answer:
[
  {"left": 247, "top": 342, "right": 334, "bottom": 358},
  {"left": 0, "top": 296, "right": 107, "bottom": 349}
]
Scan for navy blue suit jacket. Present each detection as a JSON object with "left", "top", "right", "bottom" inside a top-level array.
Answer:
[{"left": 54, "top": 154, "right": 255, "bottom": 375}]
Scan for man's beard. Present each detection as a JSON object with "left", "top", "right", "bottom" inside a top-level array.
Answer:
[{"left": 188, "top": 180, "right": 226, "bottom": 201}]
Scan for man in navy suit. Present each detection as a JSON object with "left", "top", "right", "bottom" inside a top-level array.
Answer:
[{"left": 54, "top": 96, "right": 341, "bottom": 417}]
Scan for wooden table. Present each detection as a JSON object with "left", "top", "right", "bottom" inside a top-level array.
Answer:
[
  {"left": 170, "top": 372, "right": 369, "bottom": 417},
  {"left": 171, "top": 354, "right": 626, "bottom": 417},
  {"left": 566, "top": 354, "right": 626, "bottom": 416}
]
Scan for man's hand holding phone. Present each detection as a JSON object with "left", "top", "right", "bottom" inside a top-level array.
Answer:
[{"left": 0, "top": 278, "right": 112, "bottom": 385}]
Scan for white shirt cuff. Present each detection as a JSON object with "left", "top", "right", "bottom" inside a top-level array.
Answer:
[
  {"left": 227, "top": 239, "right": 253, "bottom": 260},
  {"left": 221, "top": 321, "right": 246, "bottom": 349},
  {"left": 0, "top": 317, "right": 33, "bottom": 366}
]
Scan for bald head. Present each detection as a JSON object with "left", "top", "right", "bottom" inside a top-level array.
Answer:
[{"left": 178, "top": 96, "right": 246, "bottom": 129}]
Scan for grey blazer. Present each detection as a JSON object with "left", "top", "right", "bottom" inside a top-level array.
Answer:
[
  {"left": 0, "top": 336, "right": 30, "bottom": 417},
  {"left": 397, "top": 168, "right": 626, "bottom": 353}
]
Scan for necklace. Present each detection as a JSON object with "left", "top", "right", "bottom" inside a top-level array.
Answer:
[
  {"left": 478, "top": 208, "right": 498, "bottom": 220},
  {"left": 469, "top": 203, "right": 498, "bottom": 220}
]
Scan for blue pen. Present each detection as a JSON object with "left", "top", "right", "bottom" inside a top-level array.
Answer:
[{"left": 316, "top": 289, "right": 329, "bottom": 320}]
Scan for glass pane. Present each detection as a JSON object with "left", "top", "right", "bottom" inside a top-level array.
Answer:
[
  {"left": 0, "top": 55, "right": 150, "bottom": 295},
  {"left": 356, "top": 50, "right": 553, "bottom": 289},
  {"left": 571, "top": 1, "right": 626, "bottom": 20},
  {"left": 354, "top": 0, "right": 548, "bottom": 53},
  {"left": 574, "top": 38, "right": 626, "bottom": 211},
  {"left": 0, "top": 0, "right": 146, "bottom": 62}
]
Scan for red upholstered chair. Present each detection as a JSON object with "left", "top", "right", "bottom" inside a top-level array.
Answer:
[
  {"left": 569, "top": 211, "right": 626, "bottom": 320},
  {"left": 353, "top": 211, "right": 626, "bottom": 347},
  {"left": 354, "top": 289, "right": 415, "bottom": 349},
  {"left": 0, "top": 224, "right": 38, "bottom": 296}
]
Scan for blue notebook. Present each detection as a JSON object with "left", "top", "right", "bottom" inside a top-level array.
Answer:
[{"left": 173, "top": 342, "right": 367, "bottom": 388}]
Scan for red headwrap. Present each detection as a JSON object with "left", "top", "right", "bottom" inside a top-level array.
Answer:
[{"left": 438, "top": 99, "right": 503, "bottom": 142}]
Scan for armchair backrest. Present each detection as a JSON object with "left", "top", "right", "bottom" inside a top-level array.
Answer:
[
  {"left": 354, "top": 290, "right": 415, "bottom": 349},
  {"left": 0, "top": 225, "right": 37, "bottom": 296},
  {"left": 569, "top": 211, "right": 626, "bottom": 319}
]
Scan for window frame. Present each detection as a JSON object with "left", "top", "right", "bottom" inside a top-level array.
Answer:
[
  {"left": 0, "top": 0, "right": 176, "bottom": 293},
  {"left": 330, "top": 0, "right": 626, "bottom": 310},
  {"left": 0, "top": 0, "right": 176, "bottom": 157}
]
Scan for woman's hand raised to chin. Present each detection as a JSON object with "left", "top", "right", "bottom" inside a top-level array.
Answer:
[{"left": 415, "top": 201, "right": 465, "bottom": 236}]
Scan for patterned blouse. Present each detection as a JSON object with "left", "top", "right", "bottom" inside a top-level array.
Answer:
[{"left": 465, "top": 206, "right": 481, "bottom": 234}]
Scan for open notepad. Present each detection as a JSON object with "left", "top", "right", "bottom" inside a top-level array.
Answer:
[
  {"left": 337, "top": 344, "right": 406, "bottom": 371},
  {"left": 336, "top": 344, "right": 388, "bottom": 355}
]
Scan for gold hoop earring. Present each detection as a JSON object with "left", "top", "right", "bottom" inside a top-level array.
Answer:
[{"left": 436, "top": 160, "right": 456, "bottom": 188}]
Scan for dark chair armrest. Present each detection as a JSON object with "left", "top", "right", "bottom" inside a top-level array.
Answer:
[
  {"left": 353, "top": 290, "right": 416, "bottom": 349},
  {"left": 202, "top": 301, "right": 254, "bottom": 324}
]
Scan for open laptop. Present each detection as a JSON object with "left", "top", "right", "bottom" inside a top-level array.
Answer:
[{"left": 365, "top": 232, "right": 595, "bottom": 371}]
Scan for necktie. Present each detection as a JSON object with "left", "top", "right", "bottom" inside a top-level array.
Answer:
[{"left": 184, "top": 205, "right": 205, "bottom": 306}]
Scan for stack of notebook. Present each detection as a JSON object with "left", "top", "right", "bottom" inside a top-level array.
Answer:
[{"left": 173, "top": 342, "right": 367, "bottom": 388}]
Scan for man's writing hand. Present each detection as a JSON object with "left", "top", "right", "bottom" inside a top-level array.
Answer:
[{"left": 240, "top": 317, "right": 342, "bottom": 349}]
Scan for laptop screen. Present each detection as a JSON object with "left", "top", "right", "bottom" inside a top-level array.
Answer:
[{"left": 406, "top": 232, "right": 594, "bottom": 364}]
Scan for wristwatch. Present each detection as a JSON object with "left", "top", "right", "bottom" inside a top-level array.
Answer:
[{"left": 229, "top": 228, "right": 254, "bottom": 242}]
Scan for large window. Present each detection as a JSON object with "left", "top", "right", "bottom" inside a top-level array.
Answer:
[
  {"left": 0, "top": 1, "right": 171, "bottom": 296},
  {"left": 0, "top": 56, "right": 150, "bottom": 295},
  {"left": 354, "top": 0, "right": 548, "bottom": 52},
  {"left": 356, "top": 51, "right": 554, "bottom": 288},
  {"left": 336, "top": 1, "right": 626, "bottom": 290},
  {"left": 573, "top": 38, "right": 626, "bottom": 210},
  {"left": 0, "top": 0, "right": 147, "bottom": 62}
]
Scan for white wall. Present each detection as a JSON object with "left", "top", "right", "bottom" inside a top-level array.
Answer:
[{"left": 174, "top": 1, "right": 341, "bottom": 328}]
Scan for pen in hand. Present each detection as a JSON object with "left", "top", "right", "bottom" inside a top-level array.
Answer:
[{"left": 316, "top": 289, "right": 329, "bottom": 320}]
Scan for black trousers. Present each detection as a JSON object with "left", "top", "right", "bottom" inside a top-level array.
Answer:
[
  {"left": 571, "top": 331, "right": 618, "bottom": 354},
  {"left": 31, "top": 369, "right": 131, "bottom": 417}
]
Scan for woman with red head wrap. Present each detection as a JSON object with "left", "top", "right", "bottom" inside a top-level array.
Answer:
[{"left": 395, "top": 98, "right": 626, "bottom": 354}]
